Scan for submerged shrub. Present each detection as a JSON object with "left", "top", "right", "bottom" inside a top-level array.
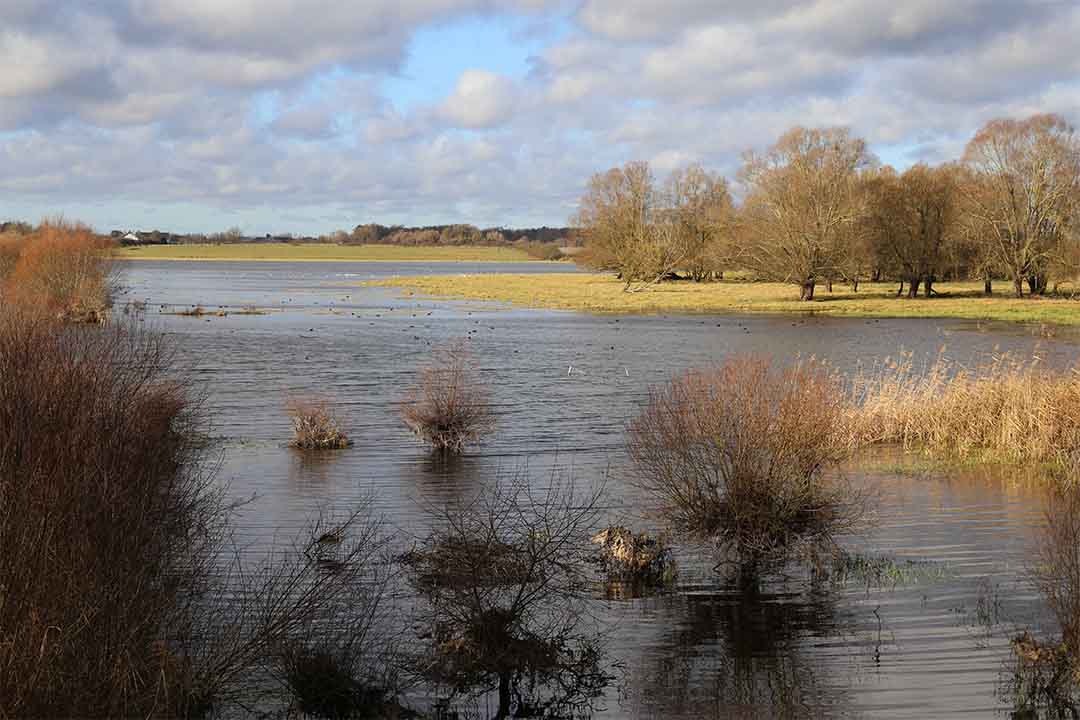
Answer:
[
  {"left": 854, "top": 354, "right": 1080, "bottom": 465},
  {"left": 627, "top": 355, "right": 864, "bottom": 572},
  {"left": 279, "top": 643, "right": 393, "bottom": 719},
  {"left": 403, "top": 474, "right": 611, "bottom": 718},
  {"left": 288, "top": 398, "right": 351, "bottom": 449},
  {"left": 1007, "top": 467, "right": 1080, "bottom": 717},
  {"left": 401, "top": 341, "right": 494, "bottom": 454}
]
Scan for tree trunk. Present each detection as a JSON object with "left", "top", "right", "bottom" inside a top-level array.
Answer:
[
  {"left": 1014, "top": 277, "right": 1024, "bottom": 298},
  {"left": 851, "top": 278, "right": 859, "bottom": 293},
  {"left": 1027, "top": 274, "right": 1047, "bottom": 296},
  {"left": 826, "top": 278, "right": 833, "bottom": 293},
  {"left": 984, "top": 277, "right": 993, "bottom": 296},
  {"left": 496, "top": 672, "right": 512, "bottom": 719},
  {"left": 896, "top": 280, "right": 904, "bottom": 297},
  {"left": 907, "top": 277, "right": 920, "bottom": 299},
  {"left": 799, "top": 280, "right": 816, "bottom": 301},
  {"left": 924, "top": 276, "right": 934, "bottom": 297}
]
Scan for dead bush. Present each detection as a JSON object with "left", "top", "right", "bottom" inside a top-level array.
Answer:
[
  {"left": 401, "top": 341, "right": 494, "bottom": 453},
  {"left": 5, "top": 220, "right": 117, "bottom": 322},
  {"left": 854, "top": 353, "right": 1080, "bottom": 464},
  {"left": 288, "top": 398, "right": 351, "bottom": 449},
  {"left": 627, "top": 355, "right": 864, "bottom": 573}
]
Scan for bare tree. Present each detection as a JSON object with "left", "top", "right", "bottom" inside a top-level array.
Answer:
[
  {"left": 738, "top": 127, "right": 875, "bottom": 300},
  {"left": 963, "top": 113, "right": 1080, "bottom": 297},
  {"left": 403, "top": 475, "right": 611, "bottom": 719}
]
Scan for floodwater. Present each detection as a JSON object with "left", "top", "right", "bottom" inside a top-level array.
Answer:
[{"left": 122, "top": 259, "right": 1080, "bottom": 719}]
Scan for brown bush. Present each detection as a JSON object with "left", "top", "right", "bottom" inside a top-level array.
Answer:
[
  {"left": 401, "top": 342, "right": 494, "bottom": 453},
  {"left": 627, "top": 356, "right": 864, "bottom": 572},
  {"left": 287, "top": 398, "right": 351, "bottom": 449},
  {"left": 854, "top": 354, "right": 1080, "bottom": 464},
  {"left": 0, "top": 311, "right": 220, "bottom": 717},
  {"left": 4, "top": 220, "right": 116, "bottom": 322}
]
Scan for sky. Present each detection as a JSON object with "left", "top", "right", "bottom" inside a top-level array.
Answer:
[{"left": 2, "top": 0, "right": 1079, "bottom": 235}]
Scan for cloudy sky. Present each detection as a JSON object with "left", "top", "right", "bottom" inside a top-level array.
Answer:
[{"left": 2, "top": 1, "right": 1079, "bottom": 234}]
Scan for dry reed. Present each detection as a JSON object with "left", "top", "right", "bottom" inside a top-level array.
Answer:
[
  {"left": 287, "top": 398, "right": 351, "bottom": 449},
  {"left": 852, "top": 353, "right": 1080, "bottom": 464}
]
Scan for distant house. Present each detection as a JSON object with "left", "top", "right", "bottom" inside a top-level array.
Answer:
[{"left": 121, "top": 232, "right": 140, "bottom": 245}]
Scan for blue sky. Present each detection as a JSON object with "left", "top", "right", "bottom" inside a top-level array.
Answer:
[{"left": 1, "top": 1, "right": 1078, "bottom": 235}]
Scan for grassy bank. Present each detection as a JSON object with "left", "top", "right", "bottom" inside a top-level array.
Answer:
[
  {"left": 115, "top": 243, "right": 538, "bottom": 263},
  {"left": 369, "top": 272, "right": 1080, "bottom": 325}
]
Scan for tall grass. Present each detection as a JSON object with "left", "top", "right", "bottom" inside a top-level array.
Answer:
[{"left": 853, "top": 353, "right": 1080, "bottom": 464}]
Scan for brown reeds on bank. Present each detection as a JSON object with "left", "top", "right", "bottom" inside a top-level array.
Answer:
[{"left": 853, "top": 354, "right": 1080, "bottom": 465}]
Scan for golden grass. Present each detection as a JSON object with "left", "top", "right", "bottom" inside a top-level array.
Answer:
[
  {"left": 115, "top": 243, "right": 538, "bottom": 263},
  {"left": 368, "top": 273, "right": 1080, "bottom": 325},
  {"left": 853, "top": 354, "right": 1080, "bottom": 465}
]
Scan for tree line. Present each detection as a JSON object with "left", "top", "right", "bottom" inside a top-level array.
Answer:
[{"left": 576, "top": 113, "right": 1080, "bottom": 299}]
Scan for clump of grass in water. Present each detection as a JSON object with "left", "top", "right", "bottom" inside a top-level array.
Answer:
[
  {"left": 287, "top": 398, "right": 351, "bottom": 450},
  {"left": 824, "top": 551, "right": 952, "bottom": 590}
]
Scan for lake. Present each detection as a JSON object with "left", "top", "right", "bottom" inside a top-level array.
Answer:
[{"left": 122, "top": 259, "right": 1078, "bottom": 719}]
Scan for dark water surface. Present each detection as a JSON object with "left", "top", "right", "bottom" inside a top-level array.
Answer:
[{"left": 123, "top": 260, "right": 1080, "bottom": 719}]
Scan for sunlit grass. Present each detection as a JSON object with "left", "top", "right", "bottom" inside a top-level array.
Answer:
[
  {"left": 369, "top": 272, "right": 1080, "bottom": 325},
  {"left": 115, "top": 243, "right": 539, "bottom": 263}
]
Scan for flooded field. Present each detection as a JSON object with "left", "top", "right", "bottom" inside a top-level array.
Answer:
[{"left": 123, "top": 260, "right": 1080, "bottom": 719}]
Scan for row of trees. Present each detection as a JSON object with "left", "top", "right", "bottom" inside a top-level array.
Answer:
[{"left": 577, "top": 114, "right": 1080, "bottom": 299}]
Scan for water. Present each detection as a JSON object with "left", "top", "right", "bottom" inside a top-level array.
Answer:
[{"left": 122, "top": 259, "right": 1078, "bottom": 718}]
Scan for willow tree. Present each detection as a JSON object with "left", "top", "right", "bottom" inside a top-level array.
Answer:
[
  {"left": 963, "top": 114, "right": 1080, "bottom": 297},
  {"left": 663, "top": 164, "right": 734, "bottom": 282},
  {"left": 863, "top": 163, "right": 961, "bottom": 298},
  {"left": 738, "top": 127, "right": 874, "bottom": 300}
]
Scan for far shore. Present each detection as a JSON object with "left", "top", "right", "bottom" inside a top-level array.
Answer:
[
  {"left": 114, "top": 243, "right": 549, "bottom": 263},
  {"left": 368, "top": 272, "right": 1080, "bottom": 326}
]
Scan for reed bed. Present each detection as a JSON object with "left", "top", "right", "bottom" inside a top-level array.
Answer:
[{"left": 852, "top": 353, "right": 1080, "bottom": 465}]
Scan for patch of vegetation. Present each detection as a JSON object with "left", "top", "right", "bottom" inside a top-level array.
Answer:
[
  {"left": 628, "top": 355, "right": 867, "bottom": 577},
  {"left": 401, "top": 341, "right": 494, "bottom": 454},
  {"left": 288, "top": 399, "right": 351, "bottom": 450},
  {"left": 369, "top": 273, "right": 1080, "bottom": 325},
  {"left": 824, "top": 551, "right": 952, "bottom": 590}
]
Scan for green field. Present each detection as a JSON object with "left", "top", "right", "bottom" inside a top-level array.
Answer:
[
  {"left": 369, "top": 272, "right": 1080, "bottom": 326},
  {"left": 114, "top": 243, "right": 538, "bottom": 263}
]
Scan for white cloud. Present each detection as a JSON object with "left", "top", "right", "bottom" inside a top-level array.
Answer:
[{"left": 438, "top": 70, "right": 518, "bottom": 128}]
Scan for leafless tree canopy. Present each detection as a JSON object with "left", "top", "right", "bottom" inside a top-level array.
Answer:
[{"left": 963, "top": 113, "right": 1080, "bottom": 297}]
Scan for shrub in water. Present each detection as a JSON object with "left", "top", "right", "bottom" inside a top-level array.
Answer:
[
  {"left": 627, "top": 355, "right": 865, "bottom": 574},
  {"left": 288, "top": 398, "right": 351, "bottom": 449},
  {"left": 401, "top": 342, "right": 494, "bottom": 454}
]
